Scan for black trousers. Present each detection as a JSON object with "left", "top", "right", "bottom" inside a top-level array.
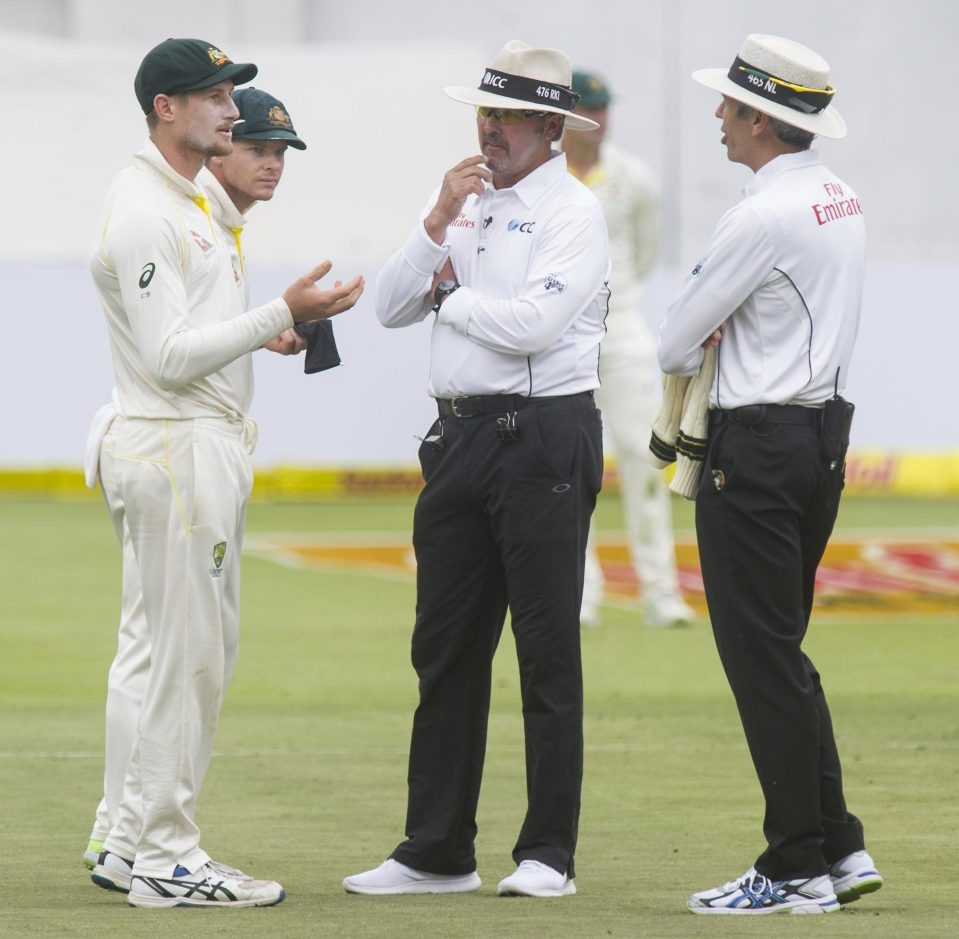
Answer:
[
  {"left": 389, "top": 393, "right": 603, "bottom": 877},
  {"left": 695, "top": 415, "right": 865, "bottom": 879}
]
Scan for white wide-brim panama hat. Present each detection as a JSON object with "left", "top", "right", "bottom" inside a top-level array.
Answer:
[
  {"left": 445, "top": 39, "right": 599, "bottom": 132},
  {"left": 693, "top": 34, "right": 846, "bottom": 139}
]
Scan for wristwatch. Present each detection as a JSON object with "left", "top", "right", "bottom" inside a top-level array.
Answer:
[{"left": 432, "top": 279, "right": 460, "bottom": 311}]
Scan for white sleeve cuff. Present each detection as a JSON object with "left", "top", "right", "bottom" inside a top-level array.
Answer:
[
  {"left": 435, "top": 285, "right": 476, "bottom": 334},
  {"left": 404, "top": 221, "right": 450, "bottom": 275},
  {"left": 250, "top": 296, "right": 294, "bottom": 341}
]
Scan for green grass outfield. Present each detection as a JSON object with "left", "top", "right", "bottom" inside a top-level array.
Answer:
[{"left": 0, "top": 495, "right": 956, "bottom": 938}]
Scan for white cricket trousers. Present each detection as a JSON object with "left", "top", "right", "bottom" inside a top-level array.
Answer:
[
  {"left": 99, "top": 415, "right": 251, "bottom": 877},
  {"left": 89, "top": 483, "right": 149, "bottom": 844},
  {"left": 582, "top": 311, "right": 684, "bottom": 617}
]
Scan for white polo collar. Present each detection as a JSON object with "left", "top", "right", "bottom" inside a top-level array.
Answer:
[
  {"left": 482, "top": 150, "right": 567, "bottom": 207},
  {"left": 134, "top": 137, "right": 205, "bottom": 201},
  {"left": 744, "top": 149, "right": 822, "bottom": 197}
]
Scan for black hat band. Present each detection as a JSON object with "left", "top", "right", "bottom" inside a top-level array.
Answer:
[
  {"left": 727, "top": 55, "right": 834, "bottom": 114},
  {"left": 478, "top": 68, "right": 579, "bottom": 112}
]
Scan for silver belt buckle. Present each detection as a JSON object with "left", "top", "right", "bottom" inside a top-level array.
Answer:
[{"left": 451, "top": 397, "right": 467, "bottom": 418}]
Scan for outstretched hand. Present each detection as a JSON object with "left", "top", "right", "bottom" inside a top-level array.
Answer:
[{"left": 283, "top": 261, "right": 364, "bottom": 324}]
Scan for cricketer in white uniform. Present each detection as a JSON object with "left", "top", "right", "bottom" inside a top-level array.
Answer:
[
  {"left": 83, "top": 85, "right": 310, "bottom": 879},
  {"left": 563, "top": 71, "right": 693, "bottom": 629},
  {"left": 658, "top": 34, "right": 881, "bottom": 915},
  {"left": 87, "top": 38, "right": 362, "bottom": 909}
]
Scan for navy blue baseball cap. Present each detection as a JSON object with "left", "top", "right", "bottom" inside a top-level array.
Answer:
[
  {"left": 232, "top": 87, "right": 307, "bottom": 150},
  {"left": 135, "top": 38, "right": 257, "bottom": 114}
]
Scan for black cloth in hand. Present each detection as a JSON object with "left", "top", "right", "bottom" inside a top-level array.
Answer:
[{"left": 294, "top": 321, "right": 341, "bottom": 374}]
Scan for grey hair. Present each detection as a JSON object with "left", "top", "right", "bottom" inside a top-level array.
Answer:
[
  {"left": 538, "top": 112, "right": 566, "bottom": 143},
  {"left": 734, "top": 101, "right": 814, "bottom": 150}
]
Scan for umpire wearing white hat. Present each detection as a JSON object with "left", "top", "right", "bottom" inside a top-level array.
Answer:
[
  {"left": 658, "top": 34, "right": 882, "bottom": 915},
  {"left": 343, "top": 39, "right": 609, "bottom": 899}
]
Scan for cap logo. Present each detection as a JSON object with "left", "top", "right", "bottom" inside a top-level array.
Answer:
[
  {"left": 727, "top": 55, "right": 834, "bottom": 115},
  {"left": 207, "top": 46, "right": 231, "bottom": 67},
  {"left": 478, "top": 67, "right": 579, "bottom": 112},
  {"left": 267, "top": 105, "right": 293, "bottom": 130}
]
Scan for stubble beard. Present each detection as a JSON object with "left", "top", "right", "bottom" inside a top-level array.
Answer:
[
  {"left": 187, "top": 127, "right": 234, "bottom": 159},
  {"left": 482, "top": 138, "right": 510, "bottom": 175}
]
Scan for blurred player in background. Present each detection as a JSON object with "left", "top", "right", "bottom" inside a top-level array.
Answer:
[
  {"left": 562, "top": 71, "right": 693, "bottom": 629},
  {"left": 85, "top": 37, "right": 361, "bottom": 908}
]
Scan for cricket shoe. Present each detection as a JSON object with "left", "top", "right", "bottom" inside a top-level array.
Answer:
[
  {"left": 642, "top": 597, "right": 695, "bottom": 628},
  {"left": 688, "top": 867, "right": 839, "bottom": 915},
  {"left": 91, "top": 849, "right": 134, "bottom": 893},
  {"left": 497, "top": 860, "right": 576, "bottom": 897},
  {"left": 830, "top": 850, "right": 883, "bottom": 904},
  {"left": 128, "top": 860, "right": 285, "bottom": 908},
  {"left": 343, "top": 859, "right": 481, "bottom": 895},
  {"left": 83, "top": 838, "right": 104, "bottom": 871}
]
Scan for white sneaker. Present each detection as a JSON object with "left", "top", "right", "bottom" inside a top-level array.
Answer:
[
  {"left": 642, "top": 597, "right": 694, "bottom": 628},
  {"left": 830, "top": 850, "right": 883, "bottom": 904},
  {"left": 91, "top": 849, "right": 134, "bottom": 893},
  {"left": 580, "top": 607, "right": 601, "bottom": 629},
  {"left": 343, "top": 858, "right": 481, "bottom": 895},
  {"left": 127, "top": 860, "right": 285, "bottom": 908},
  {"left": 83, "top": 838, "right": 104, "bottom": 871},
  {"left": 497, "top": 860, "right": 576, "bottom": 897},
  {"left": 688, "top": 867, "right": 839, "bottom": 915}
]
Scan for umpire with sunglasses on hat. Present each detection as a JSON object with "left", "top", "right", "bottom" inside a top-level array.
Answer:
[
  {"left": 343, "top": 39, "right": 609, "bottom": 899},
  {"left": 658, "top": 34, "right": 882, "bottom": 915}
]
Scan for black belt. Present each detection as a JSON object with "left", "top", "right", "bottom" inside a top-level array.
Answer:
[
  {"left": 708, "top": 404, "right": 821, "bottom": 428},
  {"left": 436, "top": 390, "right": 592, "bottom": 419}
]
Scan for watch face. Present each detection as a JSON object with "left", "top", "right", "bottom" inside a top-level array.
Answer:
[{"left": 434, "top": 280, "right": 459, "bottom": 308}]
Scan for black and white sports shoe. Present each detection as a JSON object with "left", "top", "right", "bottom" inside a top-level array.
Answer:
[
  {"left": 688, "top": 867, "right": 839, "bottom": 915},
  {"left": 128, "top": 860, "right": 285, "bottom": 908},
  {"left": 91, "top": 849, "right": 134, "bottom": 893}
]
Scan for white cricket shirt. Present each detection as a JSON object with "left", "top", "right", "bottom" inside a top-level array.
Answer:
[
  {"left": 198, "top": 166, "right": 250, "bottom": 312},
  {"left": 659, "top": 150, "right": 865, "bottom": 408},
  {"left": 91, "top": 140, "right": 292, "bottom": 421},
  {"left": 572, "top": 143, "right": 659, "bottom": 320},
  {"left": 375, "top": 151, "right": 610, "bottom": 398}
]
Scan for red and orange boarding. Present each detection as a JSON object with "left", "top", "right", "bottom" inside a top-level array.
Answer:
[{"left": 245, "top": 535, "right": 959, "bottom": 617}]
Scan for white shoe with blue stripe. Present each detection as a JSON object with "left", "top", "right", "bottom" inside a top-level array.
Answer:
[{"left": 688, "top": 866, "right": 839, "bottom": 915}]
